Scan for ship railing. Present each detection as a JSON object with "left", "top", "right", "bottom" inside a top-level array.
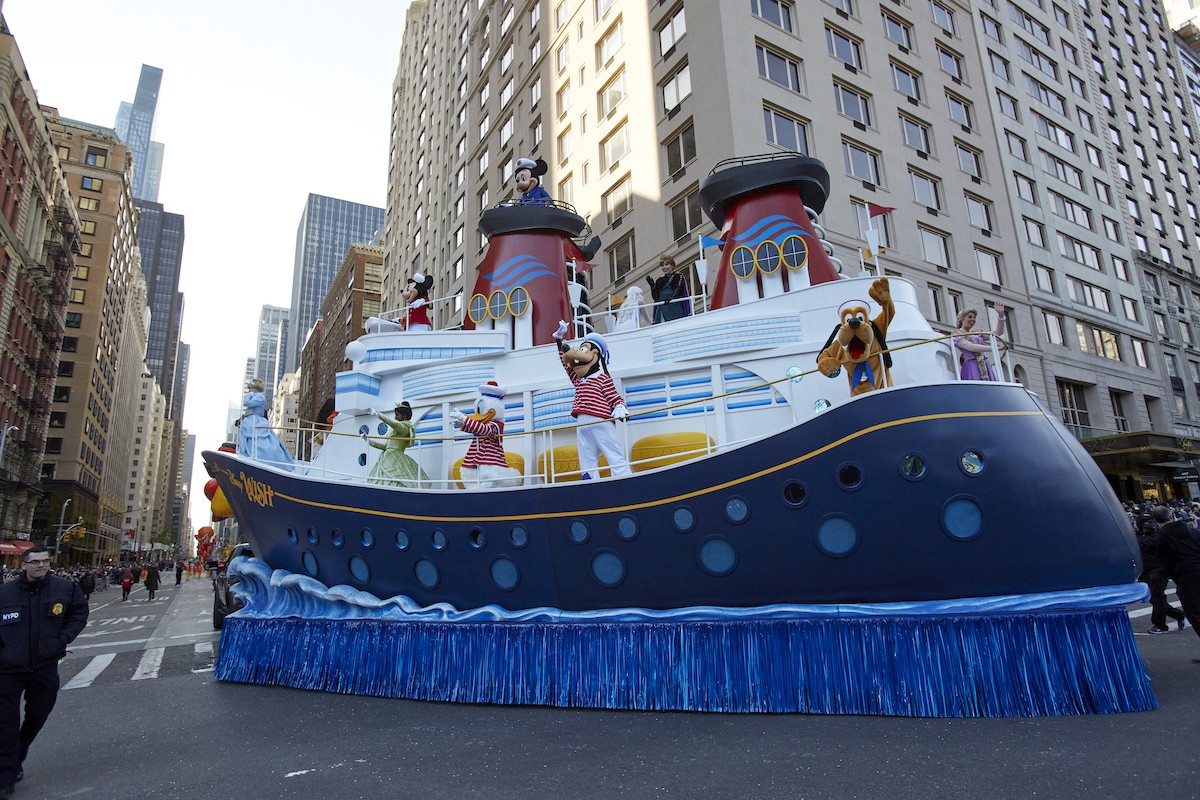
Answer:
[
  {"left": 244, "top": 330, "right": 1015, "bottom": 485},
  {"left": 369, "top": 294, "right": 459, "bottom": 331},
  {"left": 583, "top": 288, "right": 711, "bottom": 334}
]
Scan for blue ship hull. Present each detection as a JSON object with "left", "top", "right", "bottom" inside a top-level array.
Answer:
[{"left": 203, "top": 381, "right": 1139, "bottom": 613}]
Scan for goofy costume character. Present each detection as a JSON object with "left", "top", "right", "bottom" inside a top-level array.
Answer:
[{"left": 552, "top": 321, "right": 631, "bottom": 479}]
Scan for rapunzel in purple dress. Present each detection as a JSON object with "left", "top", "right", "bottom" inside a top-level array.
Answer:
[{"left": 954, "top": 305, "right": 1007, "bottom": 381}]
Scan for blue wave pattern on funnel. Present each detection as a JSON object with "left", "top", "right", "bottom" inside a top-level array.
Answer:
[
  {"left": 482, "top": 255, "right": 556, "bottom": 290},
  {"left": 730, "top": 215, "right": 811, "bottom": 248},
  {"left": 227, "top": 558, "right": 1147, "bottom": 624}
]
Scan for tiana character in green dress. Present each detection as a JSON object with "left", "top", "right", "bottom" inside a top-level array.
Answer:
[{"left": 361, "top": 402, "right": 430, "bottom": 487}]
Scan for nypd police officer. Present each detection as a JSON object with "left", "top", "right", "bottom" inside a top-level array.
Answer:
[{"left": 0, "top": 546, "right": 88, "bottom": 798}]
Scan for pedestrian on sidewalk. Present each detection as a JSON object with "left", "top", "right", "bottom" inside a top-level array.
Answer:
[
  {"left": 0, "top": 546, "right": 88, "bottom": 799},
  {"left": 120, "top": 567, "right": 133, "bottom": 601},
  {"left": 1138, "top": 513, "right": 1186, "bottom": 633},
  {"left": 144, "top": 564, "right": 160, "bottom": 601},
  {"left": 77, "top": 568, "right": 96, "bottom": 605},
  {"left": 175, "top": 562, "right": 183, "bottom": 586}
]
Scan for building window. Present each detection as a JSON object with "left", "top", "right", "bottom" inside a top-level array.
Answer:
[
  {"left": 826, "top": 27, "right": 862, "bottom": 69},
  {"left": 669, "top": 188, "right": 702, "bottom": 240},
  {"left": 78, "top": 243, "right": 94, "bottom": 258},
  {"left": 891, "top": 63, "right": 921, "bottom": 100},
  {"left": 757, "top": 44, "right": 802, "bottom": 92},
  {"left": 70, "top": 288, "right": 85, "bottom": 303},
  {"left": 938, "top": 47, "right": 963, "bottom": 80},
  {"left": 599, "top": 69, "right": 626, "bottom": 117},
  {"left": 57, "top": 361, "right": 74, "bottom": 378},
  {"left": 1024, "top": 219, "right": 1046, "bottom": 248},
  {"left": 930, "top": 0, "right": 955, "bottom": 33},
  {"left": 597, "top": 19, "right": 623, "bottom": 66},
  {"left": 965, "top": 195, "right": 993, "bottom": 232},
  {"left": 975, "top": 247, "right": 1002, "bottom": 284},
  {"left": 850, "top": 199, "right": 892, "bottom": 248},
  {"left": 1131, "top": 338, "right": 1148, "bottom": 368},
  {"left": 603, "top": 176, "right": 632, "bottom": 223},
  {"left": 1067, "top": 276, "right": 1112, "bottom": 313},
  {"left": 53, "top": 386, "right": 70, "bottom": 403},
  {"left": 609, "top": 234, "right": 635, "bottom": 283},
  {"left": 556, "top": 83, "right": 571, "bottom": 117},
  {"left": 665, "top": 123, "right": 696, "bottom": 177},
  {"left": 764, "top": 106, "right": 809, "bottom": 154},
  {"left": 752, "top": 0, "right": 794, "bottom": 33},
  {"left": 557, "top": 173, "right": 573, "bottom": 206},
  {"left": 956, "top": 143, "right": 982, "bottom": 178},
  {"left": 1034, "top": 263, "right": 1054, "bottom": 292},
  {"left": 658, "top": 6, "right": 686, "bottom": 55},
  {"left": 662, "top": 64, "right": 691, "bottom": 111},
  {"left": 882, "top": 13, "right": 911, "bottom": 48},
  {"left": 1043, "top": 311, "right": 1066, "bottom": 346},
  {"left": 910, "top": 170, "right": 941, "bottom": 210},
  {"left": 601, "top": 123, "right": 630, "bottom": 170},
  {"left": 1120, "top": 296, "right": 1138, "bottom": 322},
  {"left": 78, "top": 197, "right": 99, "bottom": 212},
  {"left": 80, "top": 176, "right": 103, "bottom": 192},
  {"left": 557, "top": 127, "right": 572, "bottom": 163},
  {"left": 555, "top": 40, "right": 570, "bottom": 73},
  {"left": 833, "top": 83, "right": 870, "bottom": 124},
  {"left": 918, "top": 226, "right": 950, "bottom": 268},
  {"left": 80, "top": 220, "right": 97, "bottom": 235},
  {"left": 65, "top": 312, "right": 82, "bottom": 328},
  {"left": 843, "top": 141, "right": 879, "bottom": 184},
  {"left": 946, "top": 93, "right": 972, "bottom": 127},
  {"left": 898, "top": 115, "right": 930, "bottom": 154},
  {"left": 1076, "top": 323, "right": 1121, "bottom": 361},
  {"left": 1057, "top": 381, "right": 1091, "bottom": 430},
  {"left": 85, "top": 147, "right": 107, "bottom": 168},
  {"left": 1110, "top": 391, "right": 1129, "bottom": 432}
]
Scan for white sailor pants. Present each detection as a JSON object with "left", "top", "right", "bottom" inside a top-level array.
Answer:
[{"left": 576, "top": 413, "right": 631, "bottom": 478}]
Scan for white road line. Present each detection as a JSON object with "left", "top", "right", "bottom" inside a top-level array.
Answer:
[
  {"left": 132, "top": 647, "right": 165, "bottom": 680},
  {"left": 69, "top": 638, "right": 151, "bottom": 651},
  {"left": 62, "top": 653, "right": 116, "bottom": 690},
  {"left": 192, "top": 640, "right": 215, "bottom": 673}
]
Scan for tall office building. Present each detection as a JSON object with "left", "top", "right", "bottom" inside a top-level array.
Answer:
[
  {"left": 251, "top": 305, "right": 290, "bottom": 405},
  {"left": 286, "top": 194, "right": 384, "bottom": 373},
  {"left": 114, "top": 64, "right": 165, "bottom": 202},
  {"left": 135, "top": 199, "right": 186, "bottom": 418},
  {"left": 384, "top": 0, "right": 1200, "bottom": 500}
]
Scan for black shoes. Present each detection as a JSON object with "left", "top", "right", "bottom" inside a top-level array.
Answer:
[
  {"left": 1148, "top": 626, "right": 1170, "bottom": 634},
  {"left": 1179, "top": 618, "right": 1188, "bottom": 631},
  {"left": 0, "top": 782, "right": 13, "bottom": 799}
]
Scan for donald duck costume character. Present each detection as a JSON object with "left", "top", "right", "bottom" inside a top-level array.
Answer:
[
  {"left": 450, "top": 382, "right": 523, "bottom": 488},
  {"left": 552, "top": 321, "right": 631, "bottom": 479}
]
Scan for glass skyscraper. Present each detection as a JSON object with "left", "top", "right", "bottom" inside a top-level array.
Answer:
[
  {"left": 135, "top": 199, "right": 185, "bottom": 419},
  {"left": 114, "top": 64, "right": 163, "bottom": 202}
]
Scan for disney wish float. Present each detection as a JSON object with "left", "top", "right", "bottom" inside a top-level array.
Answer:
[{"left": 205, "top": 153, "right": 1154, "bottom": 717}]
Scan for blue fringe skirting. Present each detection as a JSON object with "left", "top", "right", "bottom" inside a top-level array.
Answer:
[{"left": 214, "top": 606, "right": 1156, "bottom": 716}]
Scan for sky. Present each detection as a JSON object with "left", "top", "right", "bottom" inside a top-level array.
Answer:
[{"left": 5, "top": 0, "right": 412, "bottom": 534}]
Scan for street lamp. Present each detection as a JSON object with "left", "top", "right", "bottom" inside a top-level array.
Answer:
[
  {"left": 55, "top": 516, "right": 83, "bottom": 562},
  {"left": 0, "top": 422, "right": 17, "bottom": 537},
  {"left": 54, "top": 499, "right": 71, "bottom": 560}
]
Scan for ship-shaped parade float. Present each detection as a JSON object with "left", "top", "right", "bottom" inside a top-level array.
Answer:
[{"left": 203, "top": 153, "right": 1155, "bottom": 717}]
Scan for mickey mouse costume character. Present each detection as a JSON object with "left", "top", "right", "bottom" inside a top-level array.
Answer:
[
  {"left": 514, "top": 157, "right": 550, "bottom": 205},
  {"left": 450, "top": 382, "right": 523, "bottom": 488},
  {"left": 402, "top": 273, "right": 435, "bottom": 331},
  {"left": 552, "top": 321, "right": 631, "bottom": 479}
]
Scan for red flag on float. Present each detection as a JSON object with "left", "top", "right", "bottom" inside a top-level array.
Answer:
[{"left": 867, "top": 203, "right": 896, "bottom": 218}]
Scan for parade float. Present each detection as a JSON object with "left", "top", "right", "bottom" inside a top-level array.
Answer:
[{"left": 204, "top": 154, "right": 1154, "bottom": 716}]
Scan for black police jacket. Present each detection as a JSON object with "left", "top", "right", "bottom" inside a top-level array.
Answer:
[{"left": 0, "top": 574, "right": 89, "bottom": 672}]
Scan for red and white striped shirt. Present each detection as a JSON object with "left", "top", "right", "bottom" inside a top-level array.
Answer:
[
  {"left": 460, "top": 416, "right": 509, "bottom": 467},
  {"left": 563, "top": 362, "right": 625, "bottom": 418}
]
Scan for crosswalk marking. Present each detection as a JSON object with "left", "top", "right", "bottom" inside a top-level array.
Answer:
[
  {"left": 62, "top": 652, "right": 115, "bottom": 690},
  {"left": 192, "top": 640, "right": 214, "bottom": 673},
  {"left": 132, "top": 647, "right": 165, "bottom": 681}
]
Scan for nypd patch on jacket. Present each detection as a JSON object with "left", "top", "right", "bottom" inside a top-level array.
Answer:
[{"left": 0, "top": 574, "right": 89, "bottom": 672}]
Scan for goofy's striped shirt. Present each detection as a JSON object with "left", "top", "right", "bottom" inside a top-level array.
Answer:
[{"left": 562, "top": 360, "right": 625, "bottom": 418}]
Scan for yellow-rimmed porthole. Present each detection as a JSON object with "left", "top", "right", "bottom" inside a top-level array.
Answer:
[
  {"left": 730, "top": 245, "right": 755, "bottom": 279},
  {"left": 488, "top": 290, "right": 509, "bottom": 319},
  {"left": 468, "top": 293, "right": 489, "bottom": 324},
  {"left": 756, "top": 240, "right": 781, "bottom": 274},
  {"left": 509, "top": 286, "right": 530, "bottom": 317},
  {"left": 782, "top": 234, "right": 808, "bottom": 270}
]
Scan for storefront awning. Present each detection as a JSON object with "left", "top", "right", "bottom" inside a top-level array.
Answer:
[{"left": 0, "top": 540, "right": 35, "bottom": 555}]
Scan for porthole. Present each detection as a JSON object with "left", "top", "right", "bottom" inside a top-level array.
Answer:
[
  {"left": 330, "top": 529, "right": 344, "bottom": 548},
  {"left": 837, "top": 463, "right": 863, "bottom": 491},
  {"left": 432, "top": 530, "right": 448, "bottom": 551},
  {"left": 468, "top": 293, "right": 489, "bottom": 324},
  {"left": 358, "top": 424, "right": 369, "bottom": 436},
  {"left": 756, "top": 239, "right": 781, "bottom": 274},
  {"left": 395, "top": 530, "right": 410, "bottom": 551},
  {"left": 730, "top": 245, "right": 755, "bottom": 278},
  {"left": 358, "top": 453, "right": 367, "bottom": 467},
  {"left": 301, "top": 550, "right": 319, "bottom": 577},
  {"left": 287, "top": 527, "right": 299, "bottom": 544},
  {"left": 616, "top": 515, "right": 639, "bottom": 541},
  {"left": 591, "top": 550, "right": 626, "bottom": 587},
  {"left": 816, "top": 516, "right": 859, "bottom": 558},
  {"left": 782, "top": 234, "right": 808, "bottom": 270},
  {"left": 724, "top": 497, "right": 750, "bottom": 524},
  {"left": 942, "top": 495, "right": 983, "bottom": 541},
  {"left": 490, "top": 557, "right": 519, "bottom": 591},
  {"left": 671, "top": 506, "right": 695, "bottom": 533},
  {"left": 307, "top": 528, "right": 319, "bottom": 545},
  {"left": 899, "top": 453, "right": 927, "bottom": 481},
  {"left": 349, "top": 555, "right": 370, "bottom": 583},
  {"left": 488, "top": 289, "right": 509, "bottom": 319},
  {"left": 783, "top": 481, "right": 807, "bottom": 507},
  {"left": 812, "top": 398, "right": 832, "bottom": 412},
  {"left": 510, "top": 525, "right": 529, "bottom": 548},
  {"left": 569, "top": 520, "right": 590, "bottom": 544},
  {"left": 469, "top": 528, "right": 486, "bottom": 549},
  {"left": 360, "top": 528, "right": 375, "bottom": 549},
  {"left": 786, "top": 366, "right": 804, "bottom": 384},
  {"left": 376, "top": 422, "right": 388, "bottom": 436},
  {"left": 960, "top": 450, "right": 985, "bottom": 476},
  {"left": 698, "top": 537, "right": 737, "bottom": 576},
  {"left": 414, "top": 558, "right": 439, "bottom": 589},
  {"left": 509, "top": 286, "right": 530, "bottom": 317}
]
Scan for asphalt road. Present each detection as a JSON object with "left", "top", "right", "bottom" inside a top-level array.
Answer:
[{"left": 15, "top": 580, "right": 1199, "bottom": 800}]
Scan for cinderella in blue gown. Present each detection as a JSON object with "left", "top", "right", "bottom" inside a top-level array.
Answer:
[{"left": 237, "top": 379, "right": 294, "bottom": 471}]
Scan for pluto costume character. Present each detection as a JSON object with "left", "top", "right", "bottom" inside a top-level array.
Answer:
[
  {"left": 552, "top": 321, "right": 631, "bottom": 479},
  {"left": 817, "top": 277, "right": 895, "bottom": 397},
  {"left": 450, "top": 382, "right": 523, "bottom": 488}
]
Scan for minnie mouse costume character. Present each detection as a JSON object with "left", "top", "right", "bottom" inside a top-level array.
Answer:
[
  {"left": 402, "top": 273, "right": 435, "bottom": 331},
  {"left": 515, "top": 157, "right": 550, "bottom": 205},
  {"left": 552, "top": 320, "right": 631, "bottom": 479}
]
